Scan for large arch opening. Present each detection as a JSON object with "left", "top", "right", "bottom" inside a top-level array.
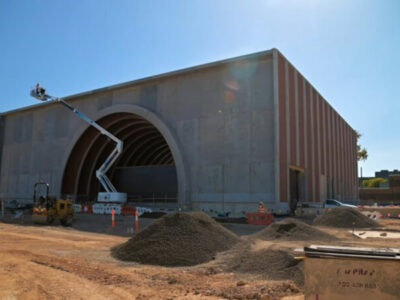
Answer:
[{"left": 61, "top": 112, "right": 178, "bottom": 205}]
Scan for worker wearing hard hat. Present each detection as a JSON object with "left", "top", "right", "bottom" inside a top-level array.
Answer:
[
  {"left": 257, "top": 201, "right": 265, "bottom": 214},
  {"left": 35, "top": 83, "right": 46, "bottom": 97}
]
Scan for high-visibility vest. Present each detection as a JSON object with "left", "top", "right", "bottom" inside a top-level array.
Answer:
[{"left": 258, "top": 204, "right": 265, "bottom": 214}]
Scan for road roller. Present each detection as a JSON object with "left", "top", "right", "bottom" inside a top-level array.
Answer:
[{"left": 32, "top": 181, "right": 74, "bottom": 226}]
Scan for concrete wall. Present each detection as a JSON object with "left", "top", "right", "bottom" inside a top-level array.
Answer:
[
  {"left": 276, "top": 51, "right": 358, "bottom": 204},
  {"left": 0, "top": 52, "right": 276, "bottom": 214}
]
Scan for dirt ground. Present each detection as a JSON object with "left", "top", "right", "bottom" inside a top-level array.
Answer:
[{"left": 0, "top": 216, "right": 400, "bottom": 300}]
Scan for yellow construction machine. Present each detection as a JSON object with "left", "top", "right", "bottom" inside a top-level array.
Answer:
[{"left": 32, "top": 181, "right": 74, "bottom": 226}]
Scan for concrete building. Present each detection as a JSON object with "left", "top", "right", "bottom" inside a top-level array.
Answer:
[
  {"left": 0, "top": 49, "right": 358, "bottom": 215},
  {"left": 375, "top": 169, "right": 400, "bottom": 180}
]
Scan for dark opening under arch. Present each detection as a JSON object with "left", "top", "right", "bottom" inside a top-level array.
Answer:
[{"left": 62, "top": 112, "right": 177, "bottom": 203}]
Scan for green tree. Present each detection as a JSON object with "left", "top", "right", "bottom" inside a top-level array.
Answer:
[
  {"left": 362, "top": 177, "right": 387, "bottom": 188},
  {"left": 356, "top": 131, "right": 368, "bottom": 161}
]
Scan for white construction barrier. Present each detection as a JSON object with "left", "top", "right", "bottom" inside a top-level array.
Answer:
[
  {"left": 73, "top": 204, "right": 82, "bottom": 213},
  {"left": 136, "top": 207, "right": 152, "bottom": 216},
  {"left": 104, "top": 204, "right": 121, "bottom": 215},
  {"left": 92, "top": 203, "right": 105, "bottom": 214}
]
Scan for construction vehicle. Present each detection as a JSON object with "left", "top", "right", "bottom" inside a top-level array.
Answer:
[
  {"left": 30, "top": 84, "right": 127, "bottom": 203},
  {"left": 32, "top": 181, "right": 74, "bottom": 226}
]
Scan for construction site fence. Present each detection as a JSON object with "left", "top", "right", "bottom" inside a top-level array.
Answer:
[
  {"left": 73, "top": 194, "right": 178, "bottom": 205},
  {"left": 74, "top": 204, "right": 151, "bottom": 216}
]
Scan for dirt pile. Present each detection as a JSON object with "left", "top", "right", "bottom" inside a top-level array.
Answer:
[
  {"left": 215, "top": 242, "right": 304, "bottom": 287},
  {"left": 111, "top": 212, "right": 240, "bottom": 266},
  {"left": 313, "top": 207, "right": 380, "bottom": 228},
  {"left": 252, "top": 218, "right": 336, "bottom": 241}
]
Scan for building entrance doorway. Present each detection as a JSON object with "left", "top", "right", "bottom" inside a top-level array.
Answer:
[{"left": 289, "top": 167, "right": 305, "bottom": 214}]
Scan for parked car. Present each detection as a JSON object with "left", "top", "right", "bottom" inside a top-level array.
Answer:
[{"left": 324, "top": 199, "right": 357, "bottom": 209}]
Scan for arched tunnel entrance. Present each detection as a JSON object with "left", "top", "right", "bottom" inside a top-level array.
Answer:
[{"left": 61, "top": 112, "right": 178, "bottom": 205}]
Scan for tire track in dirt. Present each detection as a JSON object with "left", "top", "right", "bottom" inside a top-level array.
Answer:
[{"left": 8, "top": 249, "right": 135, "bottom": 286}]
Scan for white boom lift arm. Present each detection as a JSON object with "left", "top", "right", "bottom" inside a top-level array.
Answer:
[{"left": 30, "top": 85, "right": 127, "bottom": 203}]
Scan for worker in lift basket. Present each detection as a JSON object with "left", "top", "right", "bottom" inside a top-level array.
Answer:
[
  {"left": 35, "top": 83, "right": 46, "bottom": 97},
  {"left": 257, "top": 201, "right": 265, "bottom": 214}
]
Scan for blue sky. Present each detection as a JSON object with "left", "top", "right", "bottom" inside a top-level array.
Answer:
[{"left": 0, "top": 0, "right": 399, "bottom": 177}]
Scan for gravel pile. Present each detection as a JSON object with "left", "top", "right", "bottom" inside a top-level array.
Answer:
[
  {"left": 215, "top": 242, "right": 304, "bottom": 287},
  {"left": 111, "top": 212, "right": 240, "bottom": 266},
  {"left": 252, "top": 218, "right": 336, "bottom": 241},
  {"left": 313, "top": 207, "right": 380, "bottom": 228}
]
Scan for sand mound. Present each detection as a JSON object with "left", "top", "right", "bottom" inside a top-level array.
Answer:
[
  {"left": 111, "top": 212, "right": 240, "bottom": 266},
  {"left": 252, "top": 218, "right": 336, "bottom": 241},
  {"left": 313, "top": 207, "right": 380, "bottom": 228},
  {"left": 215, "top": 242, "right": 304, "bottom": 287}
]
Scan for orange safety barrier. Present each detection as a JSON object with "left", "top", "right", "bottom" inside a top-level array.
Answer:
[
  {"left": 135, "top": 210, "right": 140, "bottom": 233},
  {"left": 111, "top": 209, "right": 116, "bottom": 228},
  {"left": 121, "top": 206, "right": 136, "bottom": 216},
  {"left": 246, "top": 213, "right": 274, "bottom": 226},
  {"left": 82, "top": 205, "right": 93, "bottom": 214}
]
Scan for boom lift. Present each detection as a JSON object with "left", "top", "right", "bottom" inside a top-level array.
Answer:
[{"left": 30, "top": 84, "right": 127, "bottom": 203}]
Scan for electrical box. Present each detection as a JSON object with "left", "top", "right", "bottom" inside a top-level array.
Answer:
[{"left": 303, "top": 245, "right": 400, "bottom": 300}]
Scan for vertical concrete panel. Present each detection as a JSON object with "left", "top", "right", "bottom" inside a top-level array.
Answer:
[
  {"left": 342, "top": 120, "right": 346, "bottom": 199},
  {"left": 310, "top": 86, "right": 316, "bottom": 202},
  {"left": 346, "top": 124, "right": 349, "bottom": 199},
  {"left": 348, "top": 128, "right": 352, "bottom": 200},
  {"left": 302, "top": 79, "right": 309, "bottom": 202},
  {"left": 177, "top": 119, "right": 199, "bottom": 198},
  {"left": 354, "top": 131, "right": 358, "bottom": 199},
  {"left": 351, "top": 130, "right": 354, "bottom": 200},
  {"left": 294, "top": 70, "right": 300, "bottom": 167},
  {"left": 320, "top": 99, "right": 326, "bottom": 176},
  {"left": 224, "top": 111, "right": 250, "bottom": 164},
  {"left": 313, "top": 90, "right": 320, "bottom": 202},
  {"left": 335, "top": 113, "right": 340, "bottom": 199},
  {"left": 344, "top": 122, "right": 347, "bottom": 199},
  {"left": 251, "top": 110, "right": 274, "bottom": 163},
  {"left": 338, "top": 118, "right": 342, "bottom": 199},
  {"left": 305, "top": 83, "right": 313, "bottom": 202},
  {"left": 326, "top": 102, "right": 331, "bottom": 182},
  {"left": 278, "top": 54, "right": 288, "bottom": 203},
  {"left": 0, "top": 116, "right": 5, "bottom": 194},
  {"left": 332, "top": 111, "right": 337, "bottom": 198},
  {"left": 298, "top": 74, "right": 305, "bottom": 168},
  {"left": 340, "top": 118, "right": 345, "bottom": 199},
  {"left": 285, "top": 61, "right": 291, "bottom": 202},
  {"left": 250, "top": 162, "right": 275, "bottom": 201},
  {"left": 333, "top": 108, "right": 337, "bottom": 197},
  {"left": 289, "top": 65, "right": 296, "bottom": 166},
  {"left": 327, "top": 105, "right": 334, "bottom": 197},
  {"left": 224, "top": 162, "right": 250, "bottom": 201},
  {"left": 348, "top": 126, "right": 352, "bottom": 199},
  {"left": 199, "top": 115, "right": 225, "bottom": 165},
  {"left": 347, "top": 124, "right": 351, "bottom": 199},
  {"left": 272, "top": 50, "right": 280, "bottom": 207}
]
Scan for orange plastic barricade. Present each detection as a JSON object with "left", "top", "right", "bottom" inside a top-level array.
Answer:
[
  {"left": 121, "top": 206, "right": 136, "bottom": 216},
  {"left": 246, "top": 213, "right": 274, "bottom": 226},
  {"left": 111, "top": 209, "right": 116, "bottom": 228}
]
